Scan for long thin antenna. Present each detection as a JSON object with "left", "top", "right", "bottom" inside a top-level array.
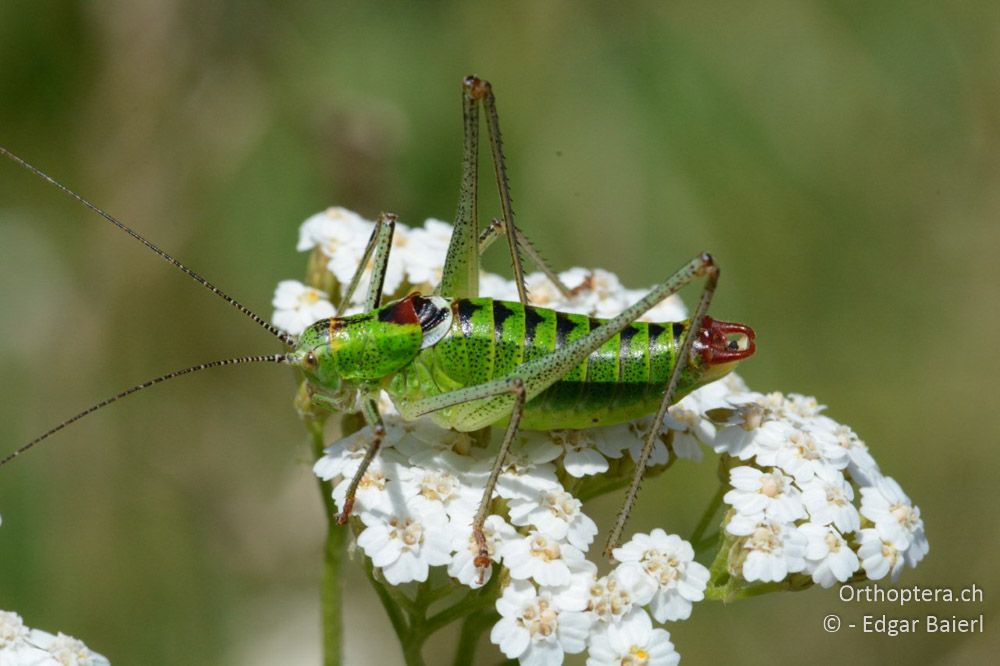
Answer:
[
  {"left": 0, "top": 353, "right": 290, "bottom": 468},
  {"left": 0, "top": 145, "right": 295, "bottom": 348}
]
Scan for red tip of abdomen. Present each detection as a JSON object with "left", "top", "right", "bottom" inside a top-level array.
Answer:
[{"left": 697, "top": 316, "right": 756, "bottom": 365}]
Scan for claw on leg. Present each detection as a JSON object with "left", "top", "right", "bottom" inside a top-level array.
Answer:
[
  {"left": 473, "top": 527, "right": 492, "bottom": 584},
  {"left": 336, "top": 417, "right": 386, "bottom": 528},
  {"left": 336, "top": 497, "right": 355, "bottom": 525}
]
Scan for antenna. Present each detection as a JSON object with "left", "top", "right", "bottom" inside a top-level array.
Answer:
[
  {"left": 0, "top": 353, "right": 291, "bottom": 468},
  {"left": 0, "top": 145, "right": 296, "bottom": 348}
]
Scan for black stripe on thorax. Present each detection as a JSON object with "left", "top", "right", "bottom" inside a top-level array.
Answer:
[{"left": 411, "top": 295, "right": 448, "bottom": 334}]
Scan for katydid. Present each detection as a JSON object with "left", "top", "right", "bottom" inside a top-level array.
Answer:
[{"left": 0, "top": 75, "right": 754, "bottom": 570}]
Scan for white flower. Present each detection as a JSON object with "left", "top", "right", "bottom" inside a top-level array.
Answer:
[
  {"left": 695, "top": 372, "right": 749, "bottom": 405},
  {"left": 329, "top": 454, "right": 404, "bottom": 519},
  {"left": 612, "top": 530, "right": 709, "bottom": 623},
  {"left": 585, "top": 572, "right": 653, "bottom": 628},
  {"left": 395, "top": 420, "right": 485, "bottom": 469},
  {"left": 782, "top": 393, "right": 826, "bottom": 419},
  {"left": 727, "top": 518, "right": 807, "bottom": 583},
  {"left": 297, "top": 207, "right": 412, "bottom": 303},
  {"left": 724, "top": 466, "right": 806, "bottom": 524},
  {"left": 28, "top": 629, "right": 111, "bottom": 666},
  {"left": 449, "top": 515, "right": 519, "bottom": 589},
  {"left": 799, "top": 467, "right": 860, "bottom": 533},
  {"left": 313, "top": 422, "right": 406, "bottom": 483},
  {"left": 529, "top": 270, "right": 582, "bottom": 310},
  {"left": 621, "top": 420, "right": 670, "bottom": 468},
  {"left": 271, "top": 280, "right": 336, "bottom": 336},
  {"left": 711, "top": 399, "right": 793, "bottom": 459},
  {"left": 508, "top": 489, "right": 598, "bottom": 551},
  {"left": 826, "top": 423, "right": 880, "bottom": 486},
  {"left": 859, "top": 475, "right": 927, "bottom": 561},
  {"left": 629, "top": 289, "right": 687, "bottom": 323},
  {"left": 0, "top": 611, "right": 29, "bottom": 650},
  {"left": 398, "top": 463, "right": 481, "bottom": 526},
  {"left": 356, "top": 505, "right": 454, "bottom": 585},
  {"left": 753, "top": 428, "right": 847, "bottom": 483},
  {"left": 546, "top": 559, "right": 600, "bottom": 613},
  {"left": 543, "top": 267, "right": 617, "bottom": 314},
  {"left": 586, "top": 609, "right": 680, "bottom": 666},
  {"left": 660, "top": 404, "right": 712, "bottom": 462},
  {"left": 0, "top": 613, "right": 109, "bottom": 666},
  {"left": 502, "top": 531, "right": 587, "bottom": 587},
  {"left": 296, "top": 207, "right": 371, "bottom": 254},
  {"left": 402, "top": 218, "right": 454, "bottom": 289},
  {"left": 591, "top": 418, "right": 670, "bottom": 469},
  {"left": 800, "top": 522, "right": 860, "bottom": 587},
  {"left": 479, "top": 271, "right": 520, "bottom": 301},
  {"left": 857, "top": 528, "right": 907, "bottom": 581},
  {"left": 491, "top": 438, "right": 563, "bottom": 501},
  {"left": 543, "top": 430, "right": 609, "bottom": 478},
  {"left": 491, "top": 580, "right": 592, "bottom": 666}
]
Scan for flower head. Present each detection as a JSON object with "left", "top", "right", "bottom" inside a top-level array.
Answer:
[
  {"left": 272, "top": 280, "right": 336, "bottom": 336},
  {"left": 612, "top": 530, "right": 709, "bottom": 623},
  {"left": 492, "top": 580, "right": 592, "bottom": 666},
  {"left": 800, "top": 522, "right": 861, "bottom": 587},
  {"left": 586, "top": 609, "right": 680, "bottom": 666},
  {"left": 356, "top": 505, "right": 455, "bottom": 585},
  {"left": 727, "top": 518, "right": 807, "bottom": 583}
]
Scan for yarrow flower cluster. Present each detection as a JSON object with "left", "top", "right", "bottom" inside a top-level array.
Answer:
[
  {"left": 275, "top": 208, "right": 928, "bottom": 665},
  {"left": 716, "top": 392, "right": 928, "bottom": 588},
  {"left": 0, "top": 610, "right": 109, "bottom": 666}
]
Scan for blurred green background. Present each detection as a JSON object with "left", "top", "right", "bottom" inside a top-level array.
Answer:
[{"left": 1, "top": 1, "right": 997, "bottom": 664}]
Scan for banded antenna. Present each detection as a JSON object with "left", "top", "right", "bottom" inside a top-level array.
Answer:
[
  {"left": 0, "top": 145, "right": 296, "bottom": 347},
  {"left": 0, "top": 354, "right": 291, "bottom": 468},
  {"left": 0, "top": 146, "right": 300, "bottom": 466}
]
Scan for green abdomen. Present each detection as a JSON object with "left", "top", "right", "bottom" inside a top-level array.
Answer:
[{"left": 392, "top": 298, "right": 689, "bottom": 430}]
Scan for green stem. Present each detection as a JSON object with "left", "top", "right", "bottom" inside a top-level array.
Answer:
[
  {"left": 422, "top": 581, "right": 459, "bottom": 607},
  {"left": 423, "top": 586, "right": 496, "bottom": 639},
  {"left": 309, "top": 416, "right": 344, "bottom": 666},
  {"left": 362, "top": 565, "right": 411, "bottom": 646},
  {"left": 692, "top": 531, "right": 720, "bottom": 554},
  {"left": 452, "top": 609, "right": 500, "bottom": 666},
  {"left": 689, "top": 482, "right": 726, "bottom": 550},
  {"left": 705, "top": 580, "right": 789, "bottom": 601},
  {"left": 574, "top": 474, "right": 630, "bottom": 503},
  {"left": 385, "top": 581, "right": 419, "bottom": 618},
  {"left": 321, "top": 512, "right": 347, "bottom": 665},
  {"left": 400, "top": 633, "right": 427, "bottom": 666}
]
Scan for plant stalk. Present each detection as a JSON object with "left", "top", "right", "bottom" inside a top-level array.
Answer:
[{"left": 309, "top": 415, "right": 344, "bottom": 666}]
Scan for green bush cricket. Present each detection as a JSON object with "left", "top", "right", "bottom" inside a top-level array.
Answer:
[{"left": 0, "top": 75, "right": 755, "bottom": 571}]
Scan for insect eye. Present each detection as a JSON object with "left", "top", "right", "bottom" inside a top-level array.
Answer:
[{"left": 305, "top": 352, "right": 318, "bottom": 368}]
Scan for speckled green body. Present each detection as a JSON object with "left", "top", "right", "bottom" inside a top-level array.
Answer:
[
  {"left": 297, "top": 303, "right": 424, "bottom": 392},
  {"left": 386, "top": 297, "right": 704, "bottom": 430}
]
